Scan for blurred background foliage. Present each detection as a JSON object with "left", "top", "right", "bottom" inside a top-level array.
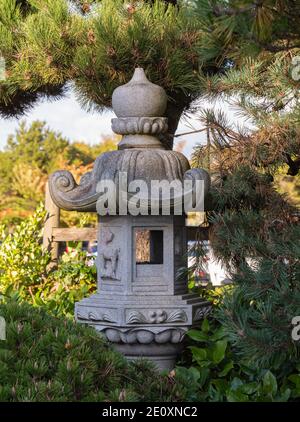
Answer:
[{"left": 0, "top": 120, "right": 118, "bottom": 226}]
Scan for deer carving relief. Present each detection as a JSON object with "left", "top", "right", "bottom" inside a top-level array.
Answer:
[{"left": 99, "top": 228, "right": 120, "bottom": 280}]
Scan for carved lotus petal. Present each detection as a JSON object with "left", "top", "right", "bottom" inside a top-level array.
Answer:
[
  {"left": 143, "top": 121, "right": 151, "bottom": 134},
  {"left": 106, "top": 328, "right": 121, "bottom": 343},
  {"left": 171, "top": 329, "right": 184, "bottom": 343},
  {"left": 136, "top": 330, "right": 154, "bottom": 344},
  {"left": 155, "top": 330, "right": 171, "bottom": 344},
  {"left": 152, "top": 122, "right": 158, "bottom": 133},
  {"left": 124, "top": 331, "right": 137, "bottom": 344}
]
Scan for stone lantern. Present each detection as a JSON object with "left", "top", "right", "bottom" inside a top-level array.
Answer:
[{"left": 49, "top": 68, "right": 211, "bottom": 370}]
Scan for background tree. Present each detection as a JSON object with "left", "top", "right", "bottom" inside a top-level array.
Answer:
[
  {"left": 1, "top": 0, "right": 300, "bottom": 150},
  {"left": 190, "top": 1, "right": 300, "bottom": 369},
  {"left": 0, "top": 120, "right": 117, "bottom": 225},
  {"left": 0, "top": 0, "right": 229, "bottom": 148}
]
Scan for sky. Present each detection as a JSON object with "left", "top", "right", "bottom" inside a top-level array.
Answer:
[{"left": 0, "top": 90, "right": 240, "bottom": 159}]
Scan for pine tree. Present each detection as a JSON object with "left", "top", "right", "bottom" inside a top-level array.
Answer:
[
  {"left": 190, "top": 12, "right": 300, "bottom": 368},
  {"left": 0, "top": 299, "right": 196, "bottom": 401},
  {"left": 0, "top": 0, "right": 230, "bottom": 148},
  {"left": 1, "top": 1, "right": 300, "bottom": 149}
]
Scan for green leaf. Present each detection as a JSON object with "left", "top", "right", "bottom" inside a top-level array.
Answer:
[
  {"left": 277, "top": 388, "right": 291, "bottom": 402},
  {"left": 198, "top": 367, "right": 210, "bottom": 387},
  {"left": 175, "top": 366, "right": 200, "bottom": 384},
  {"left": 187, "top": 329, "right": 209, "bottom": 342},
  {"left": 288, "top": 374, "right": 300, "bottom": 387},
  {"left": 212, "top": 340, "right": 227, "bottom": 364},
  {"left": 187, "top": 366, "right": 201, "bottom": 383},
  {"left": 210, "top": 326, "right": 227, "bottom": 341},
  {"left": 218, "top": 361, "right": 234, "bottom": 377},
  {"left": 241, "top": 382, "right": 258, "bottom": 395},
  {"left": 189, "top": 346, "right": 207, "bottom": 364},
  {"left": 227, "top": 390, "right": 249, "bottom": 402},
  {"left": 201, "top": 318, "right": 210, "bottom": 333},
  {"left": 230, "top": 377, "right": 243, "bottom": 391},
  {"left": 188, "top": 280, "right": 195, "bottom": 290},
  {"left": 262, "top": 371, "right": 278, "bottom": 396},
  {"left": 211, "top": 378, "right": 229, "bottom": 394}
]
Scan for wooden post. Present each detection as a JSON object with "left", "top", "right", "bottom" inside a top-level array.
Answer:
[{"left": 43, "top": 182, "right": 60, "bottom": 265}]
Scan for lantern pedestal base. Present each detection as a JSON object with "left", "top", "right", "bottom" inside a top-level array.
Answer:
[
  {"left": 113, "top": 343, "right": 183, "bottom": 372},
  {"left": 76, "top": 292, "right": 211, "bottom": 371},
  {"left": 75, "top": 292, "right": 211, "bottom": 371}
]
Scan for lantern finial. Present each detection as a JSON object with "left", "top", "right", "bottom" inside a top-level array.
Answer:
[{"left": 111, "top": 68, "right": 168, "bottom": 149}]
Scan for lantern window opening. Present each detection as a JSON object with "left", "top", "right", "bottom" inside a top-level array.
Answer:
[{"left": 135, "top": 229, "right": 164, "bottom": 265}]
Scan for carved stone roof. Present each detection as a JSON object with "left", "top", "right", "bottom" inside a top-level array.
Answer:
[
  {"left": 49, "top": 149, "right": 191, "bottom": 211},
  {"left": 49, "top": 68, "right": 209, "bottom": 212}
]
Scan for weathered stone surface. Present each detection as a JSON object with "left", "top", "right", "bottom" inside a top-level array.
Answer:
[
  {"left": 49, "top": 68, "right": 212, "bottom": 371},
  {"left": 49, "top": 149, "right": 192, "bottom": 212},
  {"left": 49, "top": 69, "right": 210, "bottom": 214},
  {"left": 112, "top": 68, "right": 167, "bottom": 118},
  {"left": 111, "top": 117, "right": 168, "bottom": 135},
  {"left": 75, "top": 215, "right": 211, "bottom": 370}
]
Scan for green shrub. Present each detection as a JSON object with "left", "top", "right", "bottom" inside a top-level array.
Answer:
[
  {"left": 0, "top": 204, "right": 49, "bottom": 293},
  {"left": 0, "top": 205, "right": 96, "bottom": 318},
  {"left": 35, "top": 245, "right": 97, "bottom": 318},
  {"left": 179, "top": 318, "right": 300, "bottom": 402},
  {"left": 0, "top": 300, "right": 194, "bottom": 402}
]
